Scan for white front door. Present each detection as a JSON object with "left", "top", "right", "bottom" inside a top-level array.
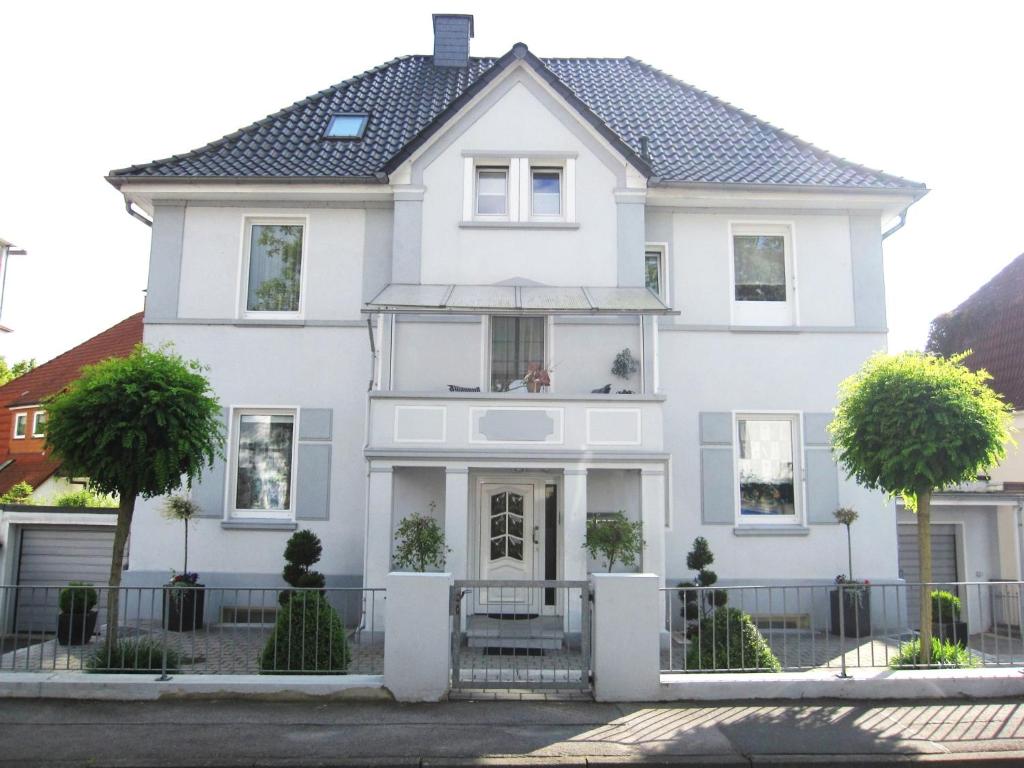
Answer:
[{"left": 478, "top": 483, "right": 538, "bottom": 614}]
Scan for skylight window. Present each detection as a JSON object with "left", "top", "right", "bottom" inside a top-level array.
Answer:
[{"left": 324, "top": 113, "right": 369, "bottom": 139}]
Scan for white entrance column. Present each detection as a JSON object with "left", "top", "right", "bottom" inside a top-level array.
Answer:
[
  {"left": 641, "top": 467, "right": 668, "bottom": 629},
  {"left": 444, "top": 465, "right": 470, "bottom": 580},
  {"left": 363, "top": 465, "right": 394, "bottom": 627},
  {"left": 563, "top": 467, "right": 588, "bottom": 632}
]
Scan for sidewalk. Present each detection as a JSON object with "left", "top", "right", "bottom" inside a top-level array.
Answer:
[{"left": 1, "top": 696, "right": 1023, "bottom": 766}]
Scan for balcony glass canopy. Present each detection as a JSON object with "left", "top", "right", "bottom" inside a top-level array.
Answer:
[{"left": 364, "top": 284, "right": 678, "bottom": 315}]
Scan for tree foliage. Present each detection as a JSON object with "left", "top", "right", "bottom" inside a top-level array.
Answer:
[
  {"left": 393, "top": 505, "right": 449, "bottom": 572},
  {"left": 0, "top": 481, "right": 34, "bottom": 505},
  {"left": 583, "top": 511, "right": 644, "bottom": 573},
  {"left": 53, "top": 489, "right": 116, "bottom": 508},
  {"left": 0, "top": 356, "right": 36, "bottom": 387}
]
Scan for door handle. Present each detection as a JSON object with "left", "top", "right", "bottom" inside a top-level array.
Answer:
[{"left": 533, "top": 525, "right": 539, "bottom": 545}]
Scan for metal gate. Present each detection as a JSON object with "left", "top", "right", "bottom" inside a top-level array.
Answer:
[{"left": 450, "top": 580, "right": 591, "bottom": 690}]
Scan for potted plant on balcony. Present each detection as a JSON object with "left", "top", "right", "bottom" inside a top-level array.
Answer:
[
  {"left": 611, "top": 348, "right": 639, "bottom": 394},
  {"left": 56, "top": 582, "right": 99, "bottom": 645},
  {"left": 162, "top": 495, "right": 205, "bottom": 631},
  {"left": 829, "top": 507, "right": 871, "bottom": 636},
  {"left": 931, "top": 590, "right": 968, "bottom": 647},
  {"left": 523, "top": 363, "right": 551, "bottom": 394}
]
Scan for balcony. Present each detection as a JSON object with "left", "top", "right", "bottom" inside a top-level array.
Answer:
[{"left": 365, "top": 391, "right": 665, "bottom": 457}]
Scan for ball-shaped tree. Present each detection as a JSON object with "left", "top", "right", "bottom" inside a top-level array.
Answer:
[
  {"left": 44, "top": 344, "right": 224, "bottom": 646},
  {"left": 829, "top": 352, "right": 1013, "bottom": 663}
]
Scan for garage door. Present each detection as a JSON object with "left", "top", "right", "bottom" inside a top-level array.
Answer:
[
  {"left": 14, "top": 526, "right": 116, "bottom": 633},
  {"left": 897, "top": 523, "right": 959, "bottom": 630}
]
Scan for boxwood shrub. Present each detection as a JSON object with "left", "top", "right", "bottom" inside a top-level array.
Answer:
[
  {"left": 685, "top": 607, "right": 781, "bottom": 672},
  {"left": 259, "top": 592, "right": 350, "bottom": 674}
]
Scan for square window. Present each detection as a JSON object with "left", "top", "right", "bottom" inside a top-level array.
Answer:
[
  {"left": 13, "top": 412, "right": 26, "bottom": 439},
  {"left": 476, "top": 168, "right": 508, "bottom": 216},
  {"left": 531, "top": 168, "right": 561, "bottom": 216},
  {"left": 490, "top": 316, "right": 546, "bottom": 393},
  {"left": 31, "top": 411, "right": 46, "bottom": 438},
  {"left": 232, "top": 412, "right": 295, "bottom": 515},
  {"left": 733, "top": 234, "right": 787, "bottom": 302},
  {"left": 737, "top": 416, "right": 798, "bottom": 519},
  {"left": 245, "top": 222, "right": 304, "bottom": 313},
  {"left": 324, "top": 114, "right": 368, "bottom": 139}
]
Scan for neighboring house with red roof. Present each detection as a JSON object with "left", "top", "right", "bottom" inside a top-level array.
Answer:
[{"left": 0, "top": 312, "right": 143, "bottom": 500}]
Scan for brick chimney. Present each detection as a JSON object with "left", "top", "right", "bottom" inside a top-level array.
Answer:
[{"left": 432, "top": 14, "right": 474, "bottom": 68}]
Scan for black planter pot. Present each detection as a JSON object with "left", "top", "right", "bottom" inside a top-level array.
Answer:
[
  {"left": 829, "top": 589, "right": 872, "bottom": 637},
  {"left": 163, "top": 586, "right": 206, "bottom": 632},
  {"left": 56, "top": 610, "right": 98, "bottom": 645},
  {"left": 932, "top": 621, "right": 969, "bottom": 647}
]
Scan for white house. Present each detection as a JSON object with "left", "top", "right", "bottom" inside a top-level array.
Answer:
[{"left": 109, "top": 15, "right": 925, "bottom": 626}]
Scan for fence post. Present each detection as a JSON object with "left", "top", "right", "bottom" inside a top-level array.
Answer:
[
  {"left": 591, "top": 573, "right": 660, "bottom": 702},
  {"left": 384, "top": 572, "right": 452, "bottom": 702}
]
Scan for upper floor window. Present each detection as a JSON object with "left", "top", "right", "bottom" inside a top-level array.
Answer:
[
  {"left": 531, "top": 168, "right": 562, "bottom": 216},
  {"left": 490, "top": 316, "right": 547, "bottom": 393},
  {"left": 244, "top": 219, "right": 305, "bottom": 315},
  {"left": 736, "top": 414, "right": 800, "bottom": 523},
  {"left": 476, "top": 167, "right": 508, "bottom": 216},
  {"left": 231, "top": 410, "right": 296, "bottom": 518},
  {"left": 324, "top": 113, "right": 368, "bottom": 139},
  {"left": 13, "top": 412, "right": 27, "bottom": 439},
  {"left": 730, "top": 223, "right": 795, "bottom": 325},
  {"left": 31, "top": 411, "right": 46, "bottom": 438},
  {"left": 645, "top": 246, "right": 668, "bottom": 302}
]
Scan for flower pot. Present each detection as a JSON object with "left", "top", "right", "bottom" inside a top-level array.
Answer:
[
  {"left": 829, "top": 589, "right": 871, "bottom": 637},
  {"left": 932, "top": 621, "right": 969, "bottom": 647},
  {"left": 163, "top": 585, "right": 206, "bottom": 632},
  {"left": 56, "top": 610, "right": 98, "bottom": 645}
]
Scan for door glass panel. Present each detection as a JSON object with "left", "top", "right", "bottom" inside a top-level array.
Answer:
[
  {"left": 507, "top": 538, "right": 523, "bottom": 561},
  {"left": 491, "top": 514, "right": 506, "bottom": 536},
  {"left": 508, "top": 514, "right": 523, "bottom": 538},
  {"left": 490, "top": 538, "right": 505, "bottom": 561},
  {"left": 508, "top": 493, "right": 523, "bottom": 516},
  {"left": 491, "top": 491, "right": 506, "bottom": 516}
]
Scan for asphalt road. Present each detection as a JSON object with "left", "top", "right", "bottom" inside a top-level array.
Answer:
[{"left": 1, "top": 697, "right": 1023, "bottom": 766}]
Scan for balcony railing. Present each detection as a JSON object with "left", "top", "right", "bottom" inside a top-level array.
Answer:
[{"left": 366, "top": 391, "right": 665, "bottom": 454}]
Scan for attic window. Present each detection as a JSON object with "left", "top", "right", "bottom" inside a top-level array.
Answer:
[{"left": 324, "top": 114, "right": 368, "bottom": 139}]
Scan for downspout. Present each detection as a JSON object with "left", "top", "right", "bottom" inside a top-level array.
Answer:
[
  {"left": 881, "top": 210, "right": 907, "bottom": 241},
  {"left": 123, "top": 196, "right": 153, "bottom": 227},
  {"left": 360, "top": 315, "right": 379, "bottom": 628}
]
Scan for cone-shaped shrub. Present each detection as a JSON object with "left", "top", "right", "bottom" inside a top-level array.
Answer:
[
  {"left": 259, "top": 592, "right": 350, "bottom": 674},
  {"left": 685, "top": 607, "right": 781, "bottom": 672}
]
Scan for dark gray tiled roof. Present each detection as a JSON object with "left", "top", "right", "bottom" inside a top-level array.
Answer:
[{"left": 109, "top": 51, "right": 923, "bottom": 190}]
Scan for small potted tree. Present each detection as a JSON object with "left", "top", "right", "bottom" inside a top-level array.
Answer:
[
  {"left": 56, "top": 582, "right": 98, "bottom": 645},
  {"left": 830, "top": 507, "right": 871, "bottom": 637},
  {"left": 393, "top": 503, "right": 450, "bottom": 571},
  {"left": 611, "top": 348, "right": 639, "bottom": 394},
  {"left": 162, "top": 495, "right": 205, "bottom": 631},
  {"left": 582, "top": 511, "right": 644, "bottom": 573},
  {"left": 931, "top": 590, "right": 968, "bottom": 647}
]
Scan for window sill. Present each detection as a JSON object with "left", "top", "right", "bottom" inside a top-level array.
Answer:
[
  {"left": 732, "top": 524, "right": 809, "bottom": 537},
  {"left": 459, "top": 221, "right": 579, "bottom": 230},
  {"left": 221, "top": 519, "right": 298, "bottom": 531}
]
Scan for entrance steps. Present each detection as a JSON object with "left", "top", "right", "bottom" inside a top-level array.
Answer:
[{"left": 465, "top": 615, "right": 564, "bottom": 651}]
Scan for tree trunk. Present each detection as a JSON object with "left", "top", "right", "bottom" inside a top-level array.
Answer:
[
  {"left": 106, "top": 493, "right": 136, "bottom": 648},
  {"left": 917, "top": 489, "right": 933, "bottom": 665}
]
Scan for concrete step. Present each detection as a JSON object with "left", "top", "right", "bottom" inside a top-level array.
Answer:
[{"left": 465, "top": 615, "right": 564, "bottom": 651}]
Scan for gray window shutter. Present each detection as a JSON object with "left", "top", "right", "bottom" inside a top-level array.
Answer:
[
  {"left": 700, "top": 412, "right": 735, "bottom": 524},
  {"left": 191, "top": 407, "right": 228, "bottom": 518},
  {"left": 804, "top": 413, "right": 839, "bottom": 523},
  {"left": 295, "top": 407, "right": 333, "bottom": 521}
]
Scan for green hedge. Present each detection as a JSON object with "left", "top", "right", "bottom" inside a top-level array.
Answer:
[{"left": 259, "top": 592, "right": 350, "bottom": 674}]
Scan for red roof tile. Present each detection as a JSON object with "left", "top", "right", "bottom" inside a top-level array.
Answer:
[
  {"left": 928, "top": 254, "right": 1024, "bottom": 410},
  {"left": 0, "top": 313, "right": 143, "bottom": 408},
  {"left": 0, "top": 453, "right": 63, "bottom": 496}
]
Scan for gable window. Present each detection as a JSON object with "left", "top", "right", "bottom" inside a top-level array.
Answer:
[
  {"left": 13, "top": 412, "right": 27, "bottom": 439},
  {"left": 645, "top": 246, "right": 668, "bottom": 301},
  {"left": 324, "top": 113, "right": 368, "bottom": 139},
  {"left": 31, "top": 411, "right": 46, "bottom": 438},
  {"left": 731, "top": 223, "right": 795, "bottom": 325},
  {"left": 244, "top": 220, "right": 305, "bottom": 314},
  {"left": 231, "top": 410, "right": 296, "bottom": 518},
  {"left": 490, "top": 316, "right": 546, "bottom": 393},
  {"left": 476, "top": 167, "right": 508, "bottom": 216},
  {"left": 736, "top": 415, "right": 800, "bottom": 522},
  {"left": 531, "top": 168, "right": 562, "bottom": 217}
]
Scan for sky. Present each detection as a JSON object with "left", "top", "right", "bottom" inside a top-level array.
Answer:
[{"left": 1, "top": 0, "right": 1021, "bottom": 365}]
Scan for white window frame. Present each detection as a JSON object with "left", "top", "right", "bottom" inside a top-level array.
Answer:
[
  {"left": 474, "top": 165, "right": 510, "bottom": 219},
  {"left": 529, "top": 165, "right": 563, "bottom": 220},
  {"left": 226, "top": 406, "right": 299, "bottom": 520},
  {"left": 644, "top": 243, "right": 670, "bottom": 303},
  {"left": 481, "top": 315, "right": 553, "bottom": 394},
  {"left": 238, "top": 215, "right": 309, "bottom": 320},
  {"left": 12, "top": 412, "right": 27, "bottom": 439},
  {"left": 728, "top": 222, "right": 797, "bottom": 327},
  {"left": 31, "top": 411, "right": 46, "bottom": 438},
  {"left": 732, "top": 411, "right": 804, "bottom": 526}
]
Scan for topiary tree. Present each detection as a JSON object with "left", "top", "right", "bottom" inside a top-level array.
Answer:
[
  {"left": 677, "top": 537, "right": 727, "bottom": 636},
  {"left": 393, "top": 504, "right": 449, "bottom": 572},
  {"left": 163, "top": 495, "right": 201, "bottom": 574},
  {"left": 829, "top": 352, "right": 1013, "bottom": 663},
  {"left": 583, "top": 511, "right": 644, "bottom": 573},
  {"left": 259, "top": 591, "right": 350, "bottom": 674},
  {"left": 280, "top": 529, "right": 326, "bottom": 604},
  {"left": 685, "top": 607, "right": 781, "bottom": 672},
  {"left": 43, "top": 344, "right": 224, "bottom": 647}
]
